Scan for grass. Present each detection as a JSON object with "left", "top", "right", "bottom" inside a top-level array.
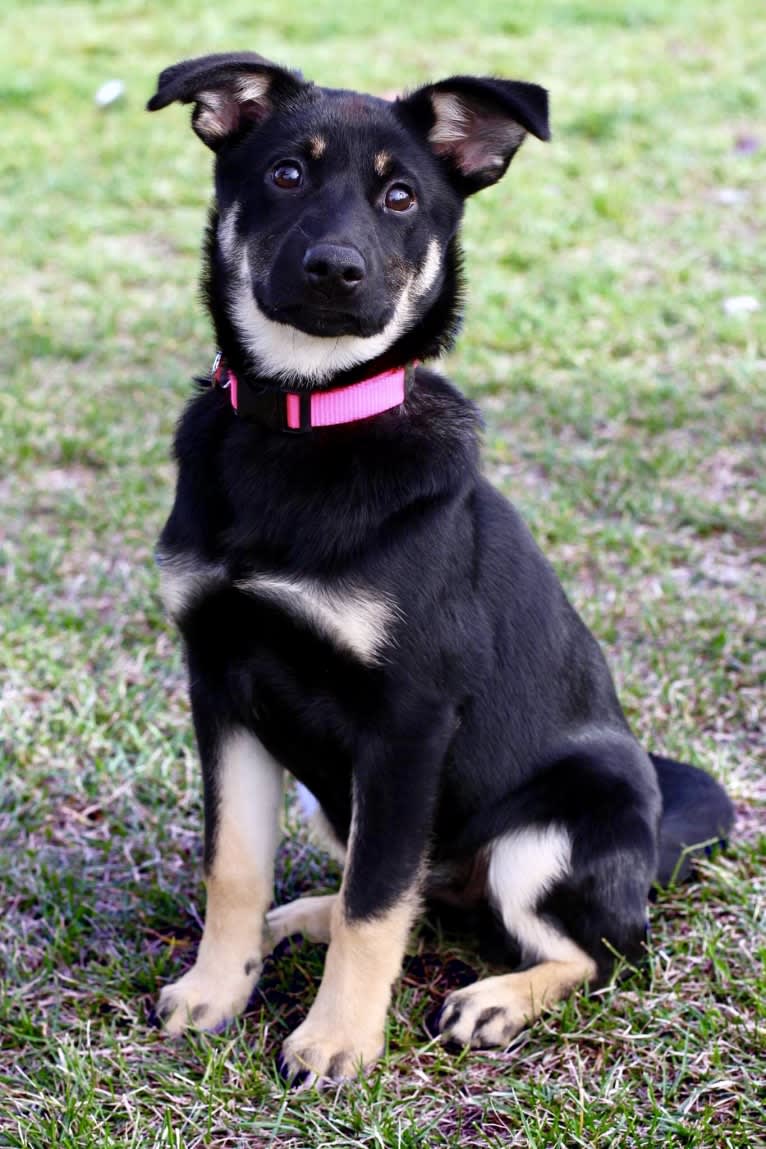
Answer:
[{"left": 1, "top": 0, "right": 764, "bottom": 1145}]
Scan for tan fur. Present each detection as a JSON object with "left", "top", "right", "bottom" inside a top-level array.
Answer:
[
  {"left": 439, "top": 823, "right": 597, "bottom": 1047},
  {"left": 428, "top": 90, "right": 526, "bottom": 175},
  {"left": 280, "top": 887, "right": 420, "bottom": 1082},
  {"left": 193, "top": 76, "right": 271, "bottom": 143},
  {"left": 235, "top": 76, "right": 271, "bottom": 104},
  {"left": 157, "top": 731, "right": 283, "bottom": 1035},
  {"left": 440, "top": 956, "right": 597, "bottom": 1048},
  {"left": 266, "top": 893, "right": 337, "bottom": 948},
  {"left": 428, "top": 92, "right": 472, "bottom": 147},
  {"left": 306, "top": 805, "right": 347, "bottom": 864},
  {"left": 235, "top": 572, "right": 399, "bottom": 665},
  {"left": 156, "top": 551, "right": 226, "bottom": 620},
  {"left": 295, "top": 782, "right": 347, "bottom": 864},
  {"left": 308, "top": 134, "right": 327, "bottom": 158},
  {"left": 374, "top": 150, "right": 392, "bottom": 177},
  {"left": 194, "top": 90, "right": 231, "bottom": 140}
]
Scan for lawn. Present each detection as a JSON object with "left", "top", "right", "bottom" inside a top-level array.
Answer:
[{"left": 1, "top": 0, "right": 764, "bottom": 1146}]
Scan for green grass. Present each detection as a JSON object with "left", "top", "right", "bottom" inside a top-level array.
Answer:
[{"left": 1, "top": 0, "right": 764, "bottom": 1145}]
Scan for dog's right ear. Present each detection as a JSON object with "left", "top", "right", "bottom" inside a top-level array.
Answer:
[
  {"left": 147, "top": 52, "right": 306, "bottom": 150},
  {"left": 396, "top": 76, "right": 549, "bottom": 195}
]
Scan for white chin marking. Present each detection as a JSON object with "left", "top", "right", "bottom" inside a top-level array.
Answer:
[{"left": 228, "top": 238, "right": 441, "bottom": 384}]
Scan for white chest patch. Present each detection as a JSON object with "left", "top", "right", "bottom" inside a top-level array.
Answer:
[
  {"left": 235, "top": 572, "right": 398, "bottom": 664},
  {"left": 157, "top": 552, "right": 226, "bottom": 620}
]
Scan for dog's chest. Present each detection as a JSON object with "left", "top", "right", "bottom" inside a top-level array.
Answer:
[{"left": 157, "top": 551, "right": 397, "bottom": 666}]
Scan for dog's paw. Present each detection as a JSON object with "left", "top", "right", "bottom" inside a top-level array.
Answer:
[
  {"left": 264, "top": 903, "right": 305, "bottom": 949},
  {"left": 280, "top": 1017, "right": 384, "bottom": 1087},
  {"left": 156, "top": 959, "right": 261, "bottom": 1036},
  {"left": 265, "top": 895, "right": 335, "bottom": 949},
  {"left": 438, "top": 976, "right": 530, "bottom": 1049}
]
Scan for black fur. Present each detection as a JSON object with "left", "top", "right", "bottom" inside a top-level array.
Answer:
[{"left": 148, "top": 54, "right": 734, "bottom": 1041}]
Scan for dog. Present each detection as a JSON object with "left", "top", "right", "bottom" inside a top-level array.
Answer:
[{"left": 146, "top": 52, "right": 734, "bottom": 1084}]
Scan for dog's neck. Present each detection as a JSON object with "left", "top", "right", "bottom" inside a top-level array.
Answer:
[{"left": 211, "top": 354, "right": 416, "bottom": 432}]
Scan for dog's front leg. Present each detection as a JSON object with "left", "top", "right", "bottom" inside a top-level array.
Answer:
[
  {"left": 157, "top": 712, "right": 283, "bottom": 1035},
  {"left": 280, "top": 701, "right": 453, "bottom": 1085}
]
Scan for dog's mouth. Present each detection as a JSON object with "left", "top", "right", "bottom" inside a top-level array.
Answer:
[{"left": 256, "top": 296, "right": 392, "bottom": 340}]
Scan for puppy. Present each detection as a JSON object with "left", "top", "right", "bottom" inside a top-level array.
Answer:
[{"left": 146, "top": 53, "right": 733, "bottom": 1084}]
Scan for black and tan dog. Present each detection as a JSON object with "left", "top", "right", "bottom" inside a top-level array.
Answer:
[{"left": 146, "top": 53, "right": 733, "bottom": 1084}]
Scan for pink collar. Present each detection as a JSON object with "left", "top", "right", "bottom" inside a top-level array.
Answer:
[{"left": 212, "top": 354, "right": 410, "bottom": 432}]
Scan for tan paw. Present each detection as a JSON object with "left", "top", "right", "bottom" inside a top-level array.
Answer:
[
  {"left": 157, "top": 958, "right": 261, "bottom": 1036},
  {"left": 265, "top": 894, "right": 335, "bottom": 949},
  {"left": 280, "top": 1017, "right": 384, "bottom": 1086},
  {"left": 438, "top": 976, "right": 530, "bottom": 1049}
]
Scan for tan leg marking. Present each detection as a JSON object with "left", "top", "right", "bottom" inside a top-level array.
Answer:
[
  {"left": 158, "top": 730, "right": 283, "bottom": 1035},
  {"left": 280, "top": 888, "right": 419, "bottom": 1084},
  {"left": 439, "top": 956, "right": 596, "bottom": 1048},
  {"left": 265, "top": 894, "right": 337, "bottom": 949},
  {"left": 439, "top": 825, "right": 597, "bottom": 1047}
]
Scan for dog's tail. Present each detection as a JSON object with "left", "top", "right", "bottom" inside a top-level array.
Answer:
[{"left": 651, "top": 754, "right": 735, "bottom": 885}]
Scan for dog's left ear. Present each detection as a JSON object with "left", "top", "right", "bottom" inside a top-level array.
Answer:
[
  {"left": 396, "top": 76, "right": 550, "bottom": 195},
  {"left": 147, "top": 52, "right": 307, "bottom": 150}
]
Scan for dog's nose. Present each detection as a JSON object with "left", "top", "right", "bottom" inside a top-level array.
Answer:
[{"left": 303, "top": 244, "right": 366, "bottom": 295}]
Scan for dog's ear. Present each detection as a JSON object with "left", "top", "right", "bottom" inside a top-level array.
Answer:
[
  {"left": 147, "top": 52, "right": 306, "bottom": 150},
  {"left": 396, "top": 76, "right": 549, "bottom": 195}
]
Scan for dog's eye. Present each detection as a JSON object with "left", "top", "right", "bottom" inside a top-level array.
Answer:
[
  {"left": 384, "top": 183, "right": 416, "bottom": 212},
  {"left": 271, "top": 162, "right": 303, "bottom": 189}
]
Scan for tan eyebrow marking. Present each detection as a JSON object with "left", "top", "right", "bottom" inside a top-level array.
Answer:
[
  {"left": 307, "top": 135, "right": 326, "bottom": 159},
  {"left": 374, "top": 150, "right": 392, "bottom": 177}
]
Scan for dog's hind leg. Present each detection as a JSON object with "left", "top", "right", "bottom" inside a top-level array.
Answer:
[
  {"left": 157, "top": 725, "right": 283, "bottom": 1035},
  {"left": 439, "top": 961, "right": 596, "bottom": 1048},
  {"left": 439, "top": 744, "right": 659, "bottom": 1048},
  {"left": 438, "top": 827, "right": 597, "bottom": 1046}
]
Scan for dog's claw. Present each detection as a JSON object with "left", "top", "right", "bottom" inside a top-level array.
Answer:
[
  {"left": 438, "top": 982, "right": 528, "bottom": 1049},
  {"left": 156, "top": 962, "right": 259, "bottom": 1036},
  {"left": 280, "top": 1019, "right": 381, "bottom": 1086},
  {"left": 279, "top": 1056, "right": 311, "bottom": 1089}
]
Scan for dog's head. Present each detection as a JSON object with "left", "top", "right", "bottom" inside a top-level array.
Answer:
[{"left": 148, "top": 54, "right": 549, "bottom": 386}]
